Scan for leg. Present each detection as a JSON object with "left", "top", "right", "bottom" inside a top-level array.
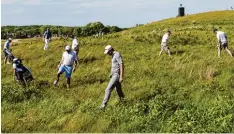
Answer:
[
  {"left": 225, "top": 48, "right": 233, "bottom": 57},
  {"left": 218, "top": 46, "right": 222, "bottom": 58},
  {"left": 54, "top": 65, "right": 64, "bottom": 86},
  {"left": 224, "top": 44, "right": 233, "bottom": 57},
  {"left": 66, "top": 78, "right": 71, "bottom": 88},
  {"left": 166, "top": 47, "right": 171, "bottom": 56},
  {"left": 101, "top": 76, "right": 117, "bottom": 108},
  {"left": 4, "top": 57, "right": 7, "bottom": 64},
  {"left": 159, "top": 45, "right": 164, "bottom": 56},
  {"left": 115, "top": 81, "right": 125, "bottom": 100}
]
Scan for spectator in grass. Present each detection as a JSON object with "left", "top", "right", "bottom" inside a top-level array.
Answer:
[
  {"left": 159, "top": 30, "right": 171, "bottom": 56},
  {"left": 54, "top": 45, "right": 78, "bottom": 89},
  {"left": 3, "top": 38, "right": 12, "bottom": 64},
  {"left": 72, "top": 36, "right": 79, "bottom": 56},
  {"left": 43, "top": 28, "right": 52, "bottom": 50},
  {"left": 213, "top": 28, "right": 233, "bottom": 58},
  {"left": 99, "top": 45, "right": 125, "bottom": 110}
]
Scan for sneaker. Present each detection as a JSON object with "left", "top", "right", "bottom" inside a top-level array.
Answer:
[{"left": 53, "top": 80, "right": 58, "bottom": 86}]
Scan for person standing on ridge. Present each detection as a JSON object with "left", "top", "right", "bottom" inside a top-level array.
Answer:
[
  {"left": 99, "top": 45, "right": 125, "bottom": 110},
  {"left": 213, "top": 28, "right": 233, "bottom": 58},
  {"left": 54, "top": 45, "right": 78, "bottom": 88},
  {"left": 43, "top": 28, "right": 52, "bottom": 50},
  {"left": 72, "top": 36, "right": 79, "bottom": 56},
  {"left": 159, "top": 30, "right": 171, "bottom": 56},
  {"left": 3, "top": 38, "right": 12, "bottom": 64}
]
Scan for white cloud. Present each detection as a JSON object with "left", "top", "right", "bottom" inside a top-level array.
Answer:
[{"left": 1, "top": 0, "right": 41, "bottom": 5}]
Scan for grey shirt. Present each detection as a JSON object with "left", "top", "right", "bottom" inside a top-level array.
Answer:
[{"left": 111, "top": 51, "right": 123, "bottom": 75}]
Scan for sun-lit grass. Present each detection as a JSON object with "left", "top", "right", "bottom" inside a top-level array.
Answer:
[{"left": 1, "top": 11, "right": 234, "bottom": 133}]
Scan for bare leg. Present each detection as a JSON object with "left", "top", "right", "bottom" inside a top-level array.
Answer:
[
  {"left": 218, "top": 47, "right": 221, "bottom": 58},
  {"left": 225, "top": 48, "right": 233, "bottom": 57},
  {"left": 4, "top": 57, "right": 7, "bottom": 64},
  {"left": 159, "top": 51, "right": 163, "bottom": 56},
  {"left": 54, "top": 73, "right": 62, "bottom": 86},
  {"left": 67, "top": 78, "right": 71, "bottom": 88}
]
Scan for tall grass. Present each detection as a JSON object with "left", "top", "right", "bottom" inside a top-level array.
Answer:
[{"left": 1, "top": 11, "right": 234, "bottom": 133}]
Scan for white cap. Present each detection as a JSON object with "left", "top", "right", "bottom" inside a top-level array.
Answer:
[
  {"left": 104, "top": 45, "right": 112, "bottom": 54},
  {"left": 65, "top": 45, "right": 71, "bottom": 51},
  {"left": 8, "top": 38, "right": 12, "bottom": 41}
]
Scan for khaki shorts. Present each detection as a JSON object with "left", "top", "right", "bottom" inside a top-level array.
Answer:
[
  {"left": 161, "top": 42, "right": 170, "bottom": 51},
  {"left": 218, "top": 43, "right": 228, "bottom": 49}
]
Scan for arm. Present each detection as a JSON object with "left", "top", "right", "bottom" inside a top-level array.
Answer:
[
  {"left": 119, "top": 63, "right": 124, "bottom": 83},
  {"left": 73, "top": 60, "right": 78, "bottom": 72},
  {"left": 58, "top": 54, "right": 64, "bottom": 69}
]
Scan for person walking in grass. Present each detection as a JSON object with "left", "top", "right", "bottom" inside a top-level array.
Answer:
[
  {"left": 43, "top": 28, "right": 52, "bottom": 50},
  {"left": 159, "top": 30, "right": 171, "bottom": 56},
  {"left": 54, "top": 45, "right": 78, "bottom": 88},
  {"left": 72, "top": 36, "right": 79, "bottom": 56},
  {"left": 99, "top": 45, "right": 125, "bottom": 110},
  {"left": 3, "top": 38, "right": 12, "bottom": 64},
  {"left": 213, "top": 28, "right": 233, "bottom": 58}
]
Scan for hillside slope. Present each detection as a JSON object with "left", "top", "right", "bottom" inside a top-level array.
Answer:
[{"left": 1, "top": 11, "right": 234, "bottom": 133}]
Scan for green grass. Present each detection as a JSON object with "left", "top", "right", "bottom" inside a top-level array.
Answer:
[{"left": 1, "top": 10, "right": 234, "bottom": 133}]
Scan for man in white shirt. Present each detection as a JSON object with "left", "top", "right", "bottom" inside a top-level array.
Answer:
[
  {"left": 213, "top": 28, "right": 233, "bottom": 58},
  {"left": 54, "top": 45, "right": 78, "bottom": 88},
  {"left": 43, "top": 28, "right": 52, "bottom": 50},
  {"left": 159, "top": 30, "right": 171, "bottom": 56},
  {"left": 72, "top": 36, "right": 79, "bottom": 56}
]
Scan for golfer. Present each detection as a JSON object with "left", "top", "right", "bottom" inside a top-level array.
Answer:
[
  {"left": 213, "top": 28, "right": 233, "bottom": 58},
  {"left": 159, "top": 30, "right": 171, "bottom": 56},
  {"left": 72, "top": 36, "right": 79, "bottom": 56},
  {"left": 99, "top": 45, "right": 125, "bottom": 109},
  {"left": 3, "top": 38, "right": 12, "bottom": 64},
  {"left": 54, "top": 45, "right": 78, "bottom": 88},
  {"left": 43, "top": 28, "right": 52, "bottom": 50}
]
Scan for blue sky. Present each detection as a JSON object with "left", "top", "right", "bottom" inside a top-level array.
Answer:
[{"left": 1, "top": 0, "right": 234, "bottom": 27}]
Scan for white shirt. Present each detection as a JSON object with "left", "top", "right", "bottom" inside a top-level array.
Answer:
[
  {"left": 72, "top": 39, "right": 79, "bottom": 49},
  {"left": 61, "top": 51, "right": 77, "bottom": 66},
  {"left": 162, "top": 33, "right": 169, "bottom": 43},
  {"left": 216, "top": 31, "right": 227, "bottom": 44}
]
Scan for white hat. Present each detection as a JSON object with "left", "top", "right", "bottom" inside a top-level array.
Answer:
[
  {"left": 65, "top": 45, "right": 71, "bottom": 51},
  {"left": 104, "top": 45, "right": 112, "bottom": 54},
  {"left": 8, "top": 38, "right": 12, "bottom": 41}
]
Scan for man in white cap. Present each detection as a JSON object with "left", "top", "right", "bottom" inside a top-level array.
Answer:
[
  {"left": 213, "top": 28, "right": 233, "bottom": 58},
  {"left": 3, "top": 38, "right": 12, "bottom": 64},
  {"left": 54, "top": 45, "right": 78, "bottom": 88},
  {"left": 159, "top": 30, "right": 171, "bottom": 56},
  {"left": 99, "top": 45, "right": 125, "bottom": 109},
  {"left": 72, "top": 36, "right": 79, "bottom": 56},
  {"left": 43, "top": 28, "right": 52, "bottom": 50}
]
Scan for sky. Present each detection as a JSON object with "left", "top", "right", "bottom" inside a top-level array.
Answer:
[{"left": 1, "top": 0, "right": 234, "bottom": 28}]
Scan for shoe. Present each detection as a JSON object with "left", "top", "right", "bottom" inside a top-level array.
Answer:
[
  {"left": 53, "top": 80, "right": 58, "bottom": 86},
  {"left": 98, "top": 105, "right": 105, "bottom": 110}
]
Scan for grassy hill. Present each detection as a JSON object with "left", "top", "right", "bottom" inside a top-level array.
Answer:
[{"left": 1, "top": 11, "right": 234, "bottom": 133}]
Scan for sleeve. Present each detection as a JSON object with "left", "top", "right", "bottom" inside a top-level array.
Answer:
[
  {"left": 116, "top": 53, "right": 123, "bottom": 64},
  {"left": 13, "top": 64, "right": 17, "bottom": 69},
  {"left": 216, "top": 33, "right": 220, "bottom": 41},
  {"left": 74, "top": 53, "right": 78, "bottom": 61},
  {"left": 4, "top": 42, "right": 7, "bottom": 49}
]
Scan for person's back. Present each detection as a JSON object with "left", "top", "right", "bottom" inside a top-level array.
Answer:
[
  {"left": 162, "top": 33, "right": 169, "bottom": 43},
  {"left": 216, "top": 31, "right": 227, "bottom": 44},
  {"left": 44, "top": 30, "right": 51, "bottom": 39},
  {"left": 4, "top": 40, "right": 11, "bottom": 50},
  {"left": 111, "top": 51, "right": 122, "bottom": 75}
]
